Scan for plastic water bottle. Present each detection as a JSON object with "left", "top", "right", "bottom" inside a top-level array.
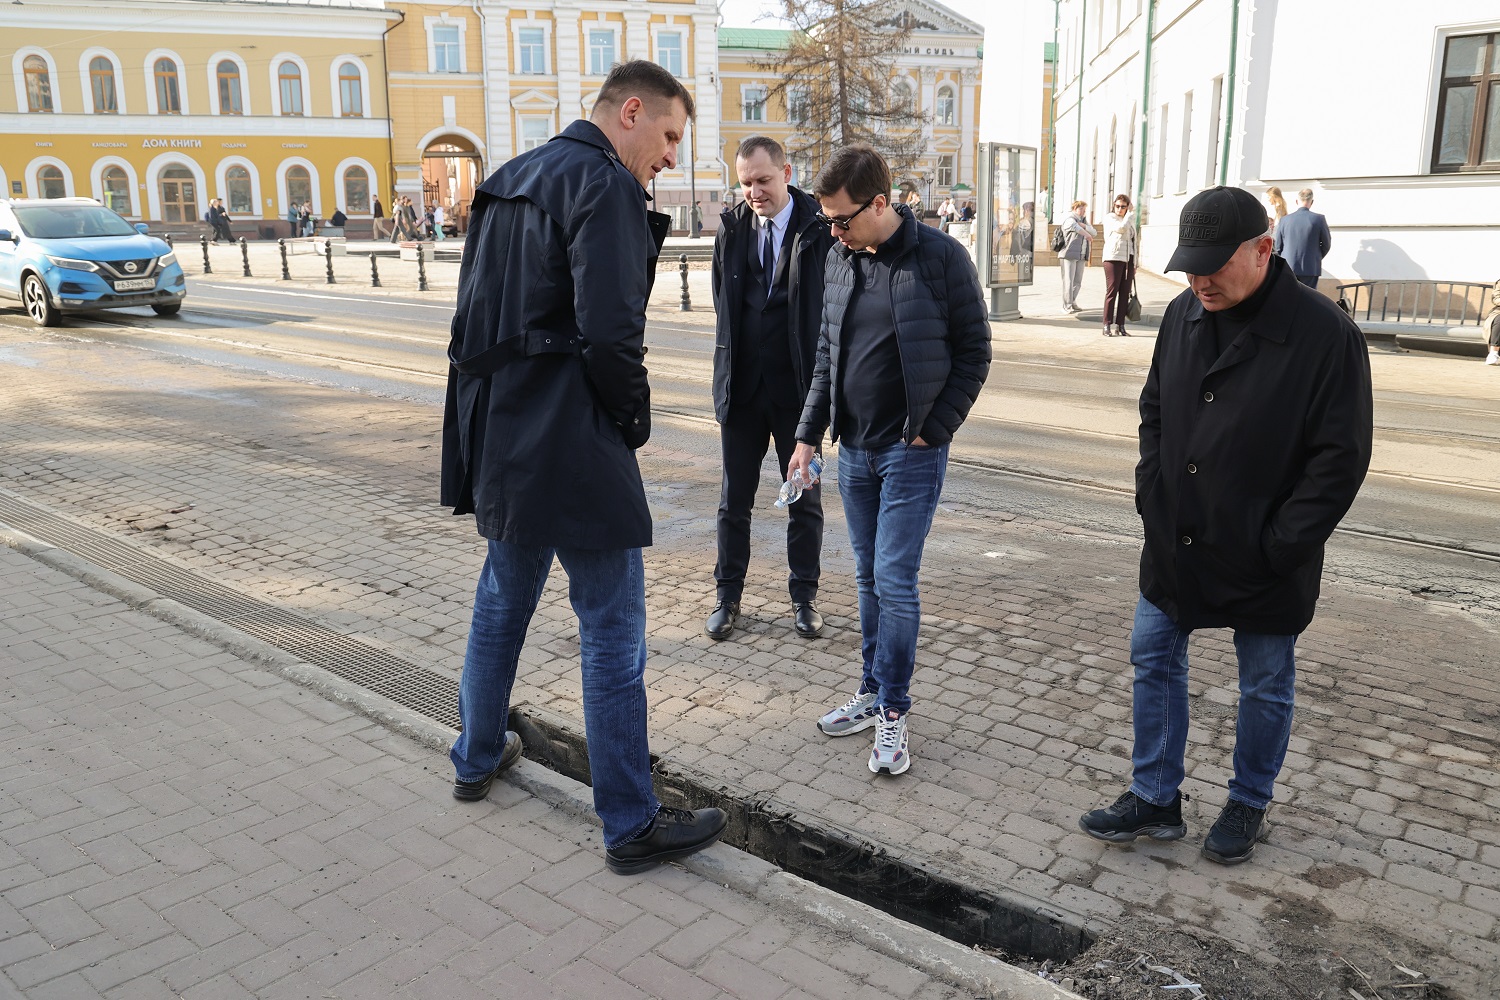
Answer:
[{"left": 774, "top": 454, "right": 824, "bottom": 508}]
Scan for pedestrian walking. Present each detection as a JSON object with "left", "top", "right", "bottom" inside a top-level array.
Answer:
[
  {"left": 1486, "top": 276, "right": 1500, "bottom": 366},
  {"left": 442, "top": 60, "right": 726, "bottom": 874},
  {"left": 704, "top": 135, "right": 836, "bottom": 644},
  {"left": 372, "top": 194, "right": 389, "bottom": 240},
  {"left": 789, "top": 144, "right": 991, "bottom": 777},
  {"left": 402, "top": 196, "right": 419, "bottom": 240},
  {"left": 207, "top": 198, "right": 234, "bottom": 244},
  {"left": 1272, "top": 188, "right": 1331, "bottom": 289},
  {"left": 1078, "top": 185, "right": 1373, "bottom": 865},
  {"left": 433, "top": 202, "right": 447, "bottom": 242},
  {"left": 1059, "top": 200, "right": 1096, "bottom": 314},
  {"left": 1264, "top": 186, "right": 1288, "bottom": 230},
  {"left": 691, "top": 200, "right": 703, "bottom": 238},
  {"left": 1101, "top": 194, "right": 1137, "bottom": 336},
  {"left": 300, "top": 201, "right": 315, "bottom": 237}
]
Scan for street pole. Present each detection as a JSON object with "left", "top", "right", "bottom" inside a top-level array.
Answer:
[
  {"left": 1218, "top": 0, "right": 1241, "bottom": 186},
  {"left": 1134, "top": 0, "right": 1157, "bottom": 219}
]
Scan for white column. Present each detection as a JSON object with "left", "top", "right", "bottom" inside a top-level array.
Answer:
[
  {"left": 556, "top": 3, "right": 583, "bottom": 123},
  {"left": 623, "top": 8, "right": 649, "bottom": 63},
  {"left": 960, "top": 68, "right": 978, "bottom": 185},
  {"left": 692, "top": 10, "right": 721, "bottom": 199},
  {"left": 481, "top": 0, "right": 512, "bottom": 166}
]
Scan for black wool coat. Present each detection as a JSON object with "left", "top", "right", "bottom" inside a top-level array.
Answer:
[
  {"left": 709, "top": 187, "right": 835, "bottom": 422},
  {"left": 796, "top": 205, "right": 991, "bottom": 447},
  {"left": 441, "top": 120, "right": 669, "bottom": 550},
  {"left": 1137, "top": 258, "right": 1373, "bottom": 634}
]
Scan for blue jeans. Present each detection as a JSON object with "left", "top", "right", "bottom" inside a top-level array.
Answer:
[
  {"left": 450, "top": 540, "right": 658, "bottom": 848},
  {"left": 838, "top": 440, "right": 949, "bottom": 716},
  {"left": 1128, "top": 594, "right": 1298, "bottom": 811}
]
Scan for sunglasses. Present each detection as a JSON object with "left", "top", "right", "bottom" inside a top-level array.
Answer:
[{"left": 816, "top": 195, "right": 878, "bottom": 231}]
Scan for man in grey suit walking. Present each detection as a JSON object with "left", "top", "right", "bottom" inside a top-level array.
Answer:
[{"left": 1272, "top": 189, "right": 1331, "bottom": 289}]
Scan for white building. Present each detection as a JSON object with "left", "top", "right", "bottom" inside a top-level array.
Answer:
[{"left": 1049, "top": 1, "right": 1500, "bottom": 283}]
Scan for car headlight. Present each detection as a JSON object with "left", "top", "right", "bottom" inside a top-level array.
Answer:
[
  {"left": 157, "top": 252, "right": 177, "bottom": 267},
  {"left": 44, "top": 255, "right": 101, "bottom": 272}
]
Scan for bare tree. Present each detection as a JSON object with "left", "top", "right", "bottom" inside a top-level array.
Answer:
[{"left": 759, "top": 0, "right": 930, "bottom": 177}]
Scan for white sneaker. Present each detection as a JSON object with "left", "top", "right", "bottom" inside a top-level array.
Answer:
[
  {"left": 818, "top": 689, "right": 880, "bottom": 736},
  {"left": 1487, "top": 349, "right": 1499, "bottom": 366},
  {"left": 868, "top": 708, "right": 911, "bottom": 775}
]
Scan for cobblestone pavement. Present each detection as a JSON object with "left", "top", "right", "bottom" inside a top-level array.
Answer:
[
  {"left": 0, "top": 274, "right": 1496, "bottom": 996},
  {"left": 0, "top": 545, "right": 979, "bottom": 1000}
]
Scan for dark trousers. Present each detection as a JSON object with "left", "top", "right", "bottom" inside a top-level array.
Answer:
[
  {"left": 1296, "top": 274, "right": 1320, "bottom": 289},
  {"left": 1103, "top": 258, "right": 1136, "bottom": 329},
  {"left": 714, "top": 392, "right": 822, "bottom": 603},
  {"left": 1488, "top": 314, "right": 1500, "bottom": 348}
]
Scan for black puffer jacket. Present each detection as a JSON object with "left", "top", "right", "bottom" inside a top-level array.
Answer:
[
  {"left": 441, "top": 120, "right": 669, "bottom": 549},
  {"left": 796, "top": 205, "right": 990, "bottom": 446}
]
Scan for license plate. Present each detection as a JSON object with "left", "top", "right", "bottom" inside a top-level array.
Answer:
[{"left": 114, "top": 278, "right": 156, "bottom": 291}]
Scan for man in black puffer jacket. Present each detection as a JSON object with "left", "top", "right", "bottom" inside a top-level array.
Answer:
[{"left": 789, "top": 144, "right": 991, "bottom": 778}]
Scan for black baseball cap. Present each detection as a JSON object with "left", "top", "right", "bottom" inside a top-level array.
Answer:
[{"left": 1165, "top": 186, "right": 1271, "bottom": 275}]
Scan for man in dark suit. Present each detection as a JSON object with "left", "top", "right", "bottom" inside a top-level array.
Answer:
[
  {"left": 705, "top": 136, "right": 835, "bottom": 642},
  {"left": 1272, "top": 188, "right": 1331, "bottom": 289}
]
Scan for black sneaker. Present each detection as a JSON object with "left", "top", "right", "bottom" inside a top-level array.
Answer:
[
  {"left": 452, "top": 731, "right": 523, "bottom": 801},
  {"left": 1202, "top": 800, "right": 1270, "bottom": 865},
  {"left": 606, "top": 806, "right": 728, "bottom": 875},
  {"left": 1078, "top": 790, "right": 1187, "bottom": 843}
]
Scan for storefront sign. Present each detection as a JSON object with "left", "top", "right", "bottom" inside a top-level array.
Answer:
[
  {"left": 92, "top": 142, "right": 127, "bottom": 148},
  {"left": 141, "top": 139, "right": 203, "bottom": 149},
  {"left": 281, "top": 143, "right": 308, "bottom": 149},
  {"left": 222, "top": 143, "right": 247, "bottom": 149},
  {"left": 35, "top": 141, "right": 52, "bottom": 147}
]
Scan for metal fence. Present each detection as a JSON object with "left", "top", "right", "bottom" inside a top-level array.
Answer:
[{"left": 1334, "top": 280, "right": 1491, "bottom": 326}]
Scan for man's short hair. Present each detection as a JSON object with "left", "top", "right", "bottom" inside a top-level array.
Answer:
[
  {"left": 812, "top": 144, "right": 891, "bottom": 205},
  {"left": 736, "top": 135, "right": 786, "bottom": 167},
  {"left": 595, "top": 60, "right": 695, "bottom": 120},
  {"left": 1297, "top": 188, "right": 1314, "bottom": 203}
]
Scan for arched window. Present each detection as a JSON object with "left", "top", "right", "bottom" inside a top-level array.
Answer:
[
  {"left": 935, "top": 85, "right": 956, "bottom": 126},
  {"left": 338, "top": 62, "right": 363, "bottom": 117},
  {"left": 24, "top": 55, "right": 54, "bottom": 113},
  {"left": 892, "top": 80, "right": 914, "bottom": 114},
  {"left": 102, "top": 166, "right": 132, "bottom": 214},
  {"left": 285, "top": 165, "right": 311, "bottom": 210},
  {"left": 226, "top": 166, "right": 253, "bottom": 213},
  {"left": 39, "top": 165, "right": 66, "bottom": 199},
  {"left": 90, "top": 57, "right": 118, "bottom": 114},
  {"left": 154, "top": 58, "right": 182, "bottom": 114},
  {"left": 217, "top": 60, "right": 243, "bottom": 115},
  {"left": 342, "top": 166, "right": 370, "bottom": 212},
  {"left": 278, "top": 62, "right": 304, "bottom": 116}
]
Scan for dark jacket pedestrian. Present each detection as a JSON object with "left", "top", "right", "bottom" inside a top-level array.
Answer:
[
  {"left": 1079, "top": 185, "right": 1373, "bottom": 867},
  {"left": 1272, "top": 191, "right": 1331, "bottom": 287},
  {"left": 703, "top": 138, "right": 836, "bottom": 643}
]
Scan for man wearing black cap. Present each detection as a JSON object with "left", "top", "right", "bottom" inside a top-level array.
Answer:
[{"left": 1078, "top": 185, "right": 1373, "bottom": 865}]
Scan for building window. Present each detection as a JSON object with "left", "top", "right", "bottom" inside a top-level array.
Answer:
[
  {"left": 1432, "top": 32, "right": 1500, "bottom": 172},
  {"left": 24, "top": 55, "right": 54, "bottom": 113},
  {"left": 278, "top": 61, "right": 304, "bottom": 116},
  {"left": 519, "top": 117, "right": 551, "bottom": 152},
  {"left": 518, "top": 28, "right": 546, "bottom": 74},
  {"left": 936, "top": 85, "right": 956, "bottom": 126},
  {"left": 937, "top": 155, "right": 954, "bottom": 188},
  {"left": 1154, "top": 103, "right": 1169, "bottom": 197},
  {"left": 1205, "top": 76, "right": 1223, "bottom": 185},
  {"left": 433, "top": 25, "right": 461, "bottom": 72},
  {"left": 226, "top": 166, "right": 253, "bottom": 213},
  {"left": 39, "top": 165, "right": 66, "bottom": 199},
  {"left": 338, "top": 63, "right": 363, "bottom": 116},
  {"left": 342, "top": 166, "right": 370, "bottom": 213},
  {"left": 1177, "top": 90, "right": 1193, "bottom": 193},
  {"left": 285, "top": 165, "right": 311, "bottom": 211},
  {"left": 102, "top": 166, "right": 131, "bottom": 214},
  {"left": 743, "top": 86, "right": 766, "bottom": 122},
  {"left": 656, "top": 31, "right": 683, "bottom": 76},
  {"left": 90, "top": 57, "right": 118, "bottom": 113},
  {"left": 787, "top": 85, "right": 809, "bottom": 125},
  {"left": 154, "top": 57, "right": 182, "bottom": 114},
  {"left": 159, "top": 165, "right": 196, "bottom": 224},
  {"left": 588, "top": 29, "right": 615, "bottom": 76},
  {"left": 892, "top": 80, "right": 914, "bottom": 114},
  {"left": 217, "top": 60, "right": 243, "bottom": 115}
]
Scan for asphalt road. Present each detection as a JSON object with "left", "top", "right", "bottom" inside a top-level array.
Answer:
[{"left": 4, "top": 280, "right": 1498, "bottom": 614}]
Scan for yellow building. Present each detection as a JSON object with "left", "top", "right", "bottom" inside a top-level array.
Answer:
[
  {"left": 1, "top": 0, "right": 395, "bottom": 234},
  {"left": 716, "top": 0, "right": 984, "bottom": 212}
]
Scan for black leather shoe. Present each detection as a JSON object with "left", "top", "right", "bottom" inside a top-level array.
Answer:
[
  {"left": 792, "top": 601, "right": 824, "bottom": 638},
  {"left": 452, "top": 731, "right": 523, "bottom": 801},
  {"left": 606, "top": 806, "right": 728, "bottom": 875},
  {"left": 1202, "top": 800, "right": 1270, "bottom": 865},
  {"left": 704, "top": 600, "right": 739, "bottom": 641}
]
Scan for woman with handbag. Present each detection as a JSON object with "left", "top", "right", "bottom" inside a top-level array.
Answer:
[{"left": 1101, "top": 194, "right": 1138, "bottom": 336}]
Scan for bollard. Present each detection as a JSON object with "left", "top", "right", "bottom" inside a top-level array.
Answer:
[
  {"left": 164, "top": 233, "right": 173, "bottom": 249},
  {"left": 200, "top": 234, "right": 212, "bottom": 274},
  {"left": 278, "top": 238, "right": 290, "bottom": 280},
  {"left": 239, "top": 237, "right": 251, "bottom": 277},
  {"left": 416, "top": 244, "right": 428, "bottom": 292},
  {"left": 369, "top": 250, "right": 381, "bottom": 287},
  {"left": 679, "top": 253, "right": 690, "bottom": 311},
  {"left": 324, "top": 240, "right": 335, "bottom": 284}
]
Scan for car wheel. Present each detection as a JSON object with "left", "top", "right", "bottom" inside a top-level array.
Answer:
[
  {"left": 23, "top": 274, "right": 59, "bottom": 327},
  {"left": 151, "top": 303, "right": 181, "bottom": 317}
]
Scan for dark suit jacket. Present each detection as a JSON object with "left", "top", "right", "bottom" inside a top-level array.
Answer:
[{"left": 1273, "top": 207, "right": 1331, "bottom": 278}]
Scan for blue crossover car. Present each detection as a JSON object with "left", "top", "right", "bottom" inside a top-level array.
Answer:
[{"left": 0, "top": 197, "right": 186, "bottom": 326}]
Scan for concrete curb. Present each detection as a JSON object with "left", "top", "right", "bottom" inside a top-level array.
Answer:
[{"left": 0, "top": 519, "right": 1084, "bottom": 1000}]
